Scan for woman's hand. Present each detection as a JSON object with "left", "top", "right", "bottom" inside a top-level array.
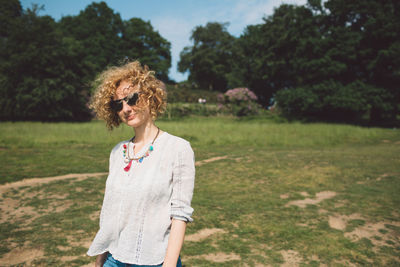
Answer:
[{"left": 95, "top": 252, "right": 108, "bottom": 267}]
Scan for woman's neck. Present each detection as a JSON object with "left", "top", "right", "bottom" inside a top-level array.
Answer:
[{"left": 133, "top": 120, "right": 159, "bottom": 144}]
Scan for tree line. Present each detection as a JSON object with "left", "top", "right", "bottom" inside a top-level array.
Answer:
[
  {"left": 0, "top": 0, "right": 171, "bottom": 121},
  {"left": 179, "top": 0, "right": 400, "bottom": 125},
  {"left": 1, "top": 0, "right": 399, "bottom": 125}
]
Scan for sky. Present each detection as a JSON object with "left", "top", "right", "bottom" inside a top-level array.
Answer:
[{"left": 20, "top": 0, "right": 307, "bottom": 82}]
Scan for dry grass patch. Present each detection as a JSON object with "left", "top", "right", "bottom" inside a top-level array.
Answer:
[
  {"left": 280, "top": 250, "right": 302, "bottom": 267},
  {"left": 0, "top": 172, "right": 108, "bottom": 195},
  {"left": 185, "top": 228, "right": 227, "bottom": 242},
  {"left": 187, "top": 252, "right": 241, "bottom": 263},
  {"left": 0, "top": 175, "right": 105, "bottom": 266},
  {"left": 195, "top": 156, "right": 228, "bottom": 166},
  {"left": 285, "top": 191, "right": 337, "bottom": 208},
  {"left": 0, "top": 196, "right": 39, "bottom": 224},
  {"left": 279, "top": 193, "right": 289, "bottom": 199},
  {"left": 0, "top": 247, "right": 44, "bottom": 266},
  {"left": 344, "top": 220, "right": 400, "bottom": 249},
  {"left": 328, "top": 213, "right": 364, "bottom": 231}
]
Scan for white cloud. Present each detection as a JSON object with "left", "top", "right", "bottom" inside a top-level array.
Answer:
[{"left": 224, "top": 0, "right": 308, "bottom": 35}]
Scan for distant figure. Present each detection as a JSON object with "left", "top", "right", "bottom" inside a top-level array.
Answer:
[
  {"left": 87, "top": 61, "right": 195, "bottom": 267},
  {"left": 198, "top": 98, "right": 206, "bottom": 104}
]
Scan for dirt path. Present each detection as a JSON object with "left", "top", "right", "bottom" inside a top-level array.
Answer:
[
  {"left": 195, "top": 155, "right": 228, "bottom": 166},
  {"left": 0, "top": 173, "right": 108, "bottom": 195},
  {"left": 0, "top": 155, "right": 229, "bottom": 194}
]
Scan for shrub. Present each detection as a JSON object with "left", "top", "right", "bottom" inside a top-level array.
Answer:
[
  {"left": 274, "top": 80, "right": 397, "bottom": 125},
  {"left": 218, "top": 88, "right": 261, "bottom": 116},
  {"left": 161, "top": 103, "right": 219, "bottom": 119},
  {"left": 165, "top": 82, "right": 219, "bottom": 103}
]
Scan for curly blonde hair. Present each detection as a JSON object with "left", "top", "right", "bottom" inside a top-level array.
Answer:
[{"left": 89, "top": 61, "right": 167, "bottom": 130}]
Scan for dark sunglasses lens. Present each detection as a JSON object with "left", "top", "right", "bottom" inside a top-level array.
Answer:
[
  {"left": 110, "top": 100, "right": 123, "bottom": 112},
  {"left": 127, "top": 93, "right": 139, "bottom": 106}
]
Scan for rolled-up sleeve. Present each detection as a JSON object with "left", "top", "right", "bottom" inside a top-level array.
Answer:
[{"left": 171, "top": 141, "right": 195, "bottom": 222}]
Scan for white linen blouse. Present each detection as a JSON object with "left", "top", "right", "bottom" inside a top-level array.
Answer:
[{"left": 87, "top": 132, "right": 195, "bottom": 265}]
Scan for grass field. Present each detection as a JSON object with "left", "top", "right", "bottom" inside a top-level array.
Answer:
[{"left": 0, "top": 116, "right": 399, "bottom": 266}]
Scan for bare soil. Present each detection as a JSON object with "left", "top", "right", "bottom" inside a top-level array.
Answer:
[
  {"left": 328, "top": 213, "right": 364, "bottom": 231},
  {"left": 187, "top": 252, "right": 241, "bottom": 263},
  {"left": 185, "top": 228, "right": 227, "bottom": 242},
  {"left": 344, "top": 220, "right": 400, "bottom": 249},
  {"left": 285, "top": 191, "right": 337, "bottom": 208},
  {"left": 0, "top": 172, "right": 108, "bottom": 195},
  {"left": 0, "top": 247, "right": 44, "bottom": 266},
  {"left": 280, "top": 250, "right": 302, "bottom": 267},
  {"left": 0, "top": 155, "right": 228, "bottom": 195},
  {"left": 195, "top": 156, "right": 228, "bottom": 166}
]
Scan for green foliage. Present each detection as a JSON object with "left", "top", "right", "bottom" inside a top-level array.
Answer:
[
  {"left": 178, "top": 22, "right": 235, "bottom": 91},
  {"left": 121, "top": 18, "right": 171, "bottom": 81},
  {"left": 0, "top": 4, "right": 91, "bottom": 121},
  {"left": 268, "top": 0, "right": 400, "bottom": 125},
  {"left": 229, "top": 4, "right": 324, "bottom": 105},
  {"left": 0, "top": 1, "right": 171, "bottom": 121},
  {"left": 1, "top": 0, "right": 399, "bottom": 125},
  {"left": 58, "top": 2, "right": 124, "bottom": 86},
  {"left": 59, "top": 3, "right": 171, "bottom": 84},
  {"left": 165, "top": 82, "right": 219, "bottom": 103},
  {"left": 275, "top": 80, "right": 396, "bottom": 125},
  {"left": 163, "top": 86, "right": 262, "bottom": 118},
  {"left": 162, "top": 103, "right": 219, "bottom": 119},
  {"left": 0, "top": 0, "right": 22, "bottom": 38},
  {"left": 179, "top": 0, "right": 400, "bottom": 125}
]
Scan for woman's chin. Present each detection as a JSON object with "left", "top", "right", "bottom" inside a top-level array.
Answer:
[
  {"left": 125, "top": 117, "right": 143, "bottom": 128},
  {"left": 125, "top": 120, "right": 138, "bottom": 127},
  {"left": 120, "top": 110, "right": 151, "bottom": 128}
]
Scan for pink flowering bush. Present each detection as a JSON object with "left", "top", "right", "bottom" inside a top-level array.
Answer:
[
  {"left": 225, "top": 88, "right": 258, "bottom": 102},
  {"left": 218, "top": 88, "right": 261, "bottom": 116}
]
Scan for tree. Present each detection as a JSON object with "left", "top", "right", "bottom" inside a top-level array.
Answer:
[
  {"left": 0, "top": 4, "right": 91, "bottom": 121},
  {"left": 323, "top": 0, "right": 400, "bottom": 122},
  {"left": 230, "top": 0, "right": 399, "bottom": 124},
  {"left": 121, "top": 18, "right": 171, "bottom": 81},
  {"left": 0, "top": 0, "right": 173, "bottom": 121},
  {"left": 0, "top": 1, "right": 173, "bottom": 121},
  {"left": 59, "top": 2, "right": 171, "bottom": 83},
  {"left": 229, "top": 4, "right": 326, "bottom": 106},
  {"left": 59, "top": 1, "right": 124, "bottom": 86},
  {"left": 178, "top": 22, "right": 235, "bottom": 91},
  {"left": 0, "top": 0, "right": 22, "bottom": 38},
  {"left": 275, "top": 0, "right": 400, "bottom": 124}
]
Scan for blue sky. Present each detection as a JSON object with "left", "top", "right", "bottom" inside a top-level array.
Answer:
[{"left": 20, "top": 0, "right": 306, "bottom": 82}]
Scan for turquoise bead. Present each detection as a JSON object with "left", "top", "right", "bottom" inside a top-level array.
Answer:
[{"left": 149, "top": 146, "right": 153, "bottom": 151}]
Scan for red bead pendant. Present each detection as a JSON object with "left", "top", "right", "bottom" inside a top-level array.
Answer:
[{"left": 124, "top": 160, "right": 133, "bottom": 172}]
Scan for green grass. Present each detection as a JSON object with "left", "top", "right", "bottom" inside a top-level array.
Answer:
[
  {"left": 0, "top": 115, "right": 399, "bottom": 266},
  {"left": 0, "top": 116, "right": 396, "bottom": 183}
]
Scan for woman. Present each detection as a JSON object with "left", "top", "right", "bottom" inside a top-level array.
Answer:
[{"left": 87, "top": 61, "right": 195, "bottom": 267}]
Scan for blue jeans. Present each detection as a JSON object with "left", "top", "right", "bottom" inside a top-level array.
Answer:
[{"left": 103, "top": 253, "right": 182, "bottom": 267}]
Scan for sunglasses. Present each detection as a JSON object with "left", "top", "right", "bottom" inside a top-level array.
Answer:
[{"left": 110, "top": 92, "right": 140, "bottom": 112}]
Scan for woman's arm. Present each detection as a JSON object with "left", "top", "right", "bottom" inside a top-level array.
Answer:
[
  {"left": 95, "top": 251, "right": 108, "bottom": 267},
  {"left": 163, "top": 219, "right": 187, "bottom": 267}
]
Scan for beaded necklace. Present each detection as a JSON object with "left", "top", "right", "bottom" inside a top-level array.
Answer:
[{"left": 123, "top": 128, "right": 160, "bottom": 172}]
